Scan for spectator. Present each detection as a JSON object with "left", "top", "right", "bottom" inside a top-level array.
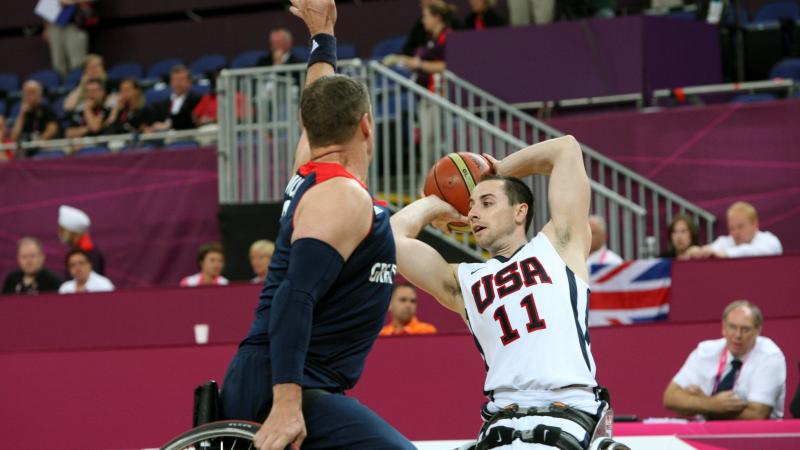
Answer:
[
  {"left": 401, "top": 0, "right": 432, "bottom": 56},
  {"left": 63, "top": 54, "right": 109, "bottom": 113},
  {"left": 58, "top": 205, "right": 105, "bottom": 276},
  {"left": 257, "top": 28, "right": 304, "bottom": 67},
  {"left": 41, "top": 1, "right": 95, "bottom": 77},
  {"left": 59, "top": 248, "right": 114, "bottom": 294},
  {"left": 0, "top": 116, "right": 14, "bottom": 161},
  {"left": 102, "top": 78, "right": 147, "bottom": 134},
  {"left": 379, "top": 283, "right": 437, "bottom": 336},
  {"left": 663, "top": 300, "right": 786, "bottom": 419},
  {"left": 400, "top": 0, "right": 456, "bottom": 92},
  {"left": 180, "top": 242, "right": 229, "bottom": 287},
  {"left": 146, "top": 65, "right": 201, "bottom": 132},
  {"left": 64, "top": 78, "right": 109, "bottom": 139},
  {"left": 249, "top": 239, "right": 275, "bottom": 284},
  {"left": 507, "top": 0, "right": 554, "bottom": 26},
  {"left": 463, "top": 0, "right": 508, "bottom": 30},
  {"left": 687, "top": 201, "right": 782, "bottom": 259},
  {"left": 660, "top": 214, "right": 700, "bottom": 260},
  {"left": 587, "top": 215, "right": 623, "bottom": 267},
  {"left": 2, "top": 237, "right": 63, "bottom": 295},
  {"left": 9, "top": 80, "right": 59, "bottom": 154}
]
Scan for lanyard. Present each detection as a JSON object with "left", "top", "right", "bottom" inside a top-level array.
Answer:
[{"left": 712, "top": 349, "right": 743, "bottom": 393}]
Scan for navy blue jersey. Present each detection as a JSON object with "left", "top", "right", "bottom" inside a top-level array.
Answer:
[{"left": 242, "top": 161, "right": 396, "bottom": 391}]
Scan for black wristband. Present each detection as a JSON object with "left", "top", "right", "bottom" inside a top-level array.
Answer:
[{"left": 308, "top": 33, "right": 337, "bottom": 71}]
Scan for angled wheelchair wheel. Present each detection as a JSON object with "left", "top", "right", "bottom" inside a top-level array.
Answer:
[{"left": 160, "top": 420, "right": 260, "bottom": 450}]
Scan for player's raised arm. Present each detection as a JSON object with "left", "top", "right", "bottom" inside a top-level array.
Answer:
[
  {"left": 390, "top": 196, "right": 467, "bottom": 317},
  {"left": 290, "top": 0, "right": 338, "bottom": 173},
  {"left": 489, "top": 135, "right": 591, "bottom": 279}
]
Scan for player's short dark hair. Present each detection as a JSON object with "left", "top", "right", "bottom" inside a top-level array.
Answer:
[
  {"left": 196, "top": 242, "right": 224, "bottom": 268},
  {"left": 480, "top": 175, "right": 534, "bottom": 232},
  {"left": 300, "top": 75, "right": 371, "bottom": 148}
]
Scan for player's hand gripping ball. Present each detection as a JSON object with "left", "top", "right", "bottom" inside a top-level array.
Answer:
[{"left": 423, "top": 152, "right": 494, "bottom": 232}]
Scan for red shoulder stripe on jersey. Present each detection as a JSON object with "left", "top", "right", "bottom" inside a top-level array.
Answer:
[
  {"left": 298, "top": 161, "right": 367, "bottom": 189},
  {"left": 373, "top": 198, "right": 388, "bottom": 207}
]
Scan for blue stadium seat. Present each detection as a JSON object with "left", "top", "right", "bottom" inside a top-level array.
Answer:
[
  {"left": 165, "top": 140, "right": 200, "bottom": 150},
  {"left": 232, "top": 50, "right": 268, "bottom": 69},
  {"left": 9, "top": 101, "right": 21, "bottom": 120},
  {"left": 337, "top": 43, "right": 358, "bottom": 59},
  {"left": 769, "top": 58, "right": 800, "bottom": 81},
  {"left": 75, "top": 145, "right": 111, "bottom": 157},
  {"left": 190, "top": 54, "right": 228, "bottom": 77},
  {"left": 669, "top": 10, "right": 696, "bottom": 21},
  {"left": 54, "top": 95, "right": 67, "bottom": 118},
  {"left": 28, "top": 70, "right": 61, "bottom": 92},
  {"left": 144, "top": 86, "right": 171, "bottom": 104},
  {"left": 753, "top": 0, "right": 799, "bottom": 22},
  {"left": 32, "top": 149, "right": 67, "bottom": 159},
  {"left": 191, "top": 83, "right": 212, "bottom": 97},
  {"left": 371, "top": 36, "right": 406, "bottom": 59},
  {"left": 146, "top": 58, "right": 184, "bottom": 81},
  {"left": 292, "top": 46, "right": 310, "bottom": 62},
  {"left": 0, "top": 73, "right": 20, "bottom": 94},
  {"left": 62, "top": 68, "right": 83, "bottom": 91},
  {"left": 731, "top": 93, "right": 777, "bottom": 103},
  {"left": 0, "top": 99, "right": 5, "bottom": 116},
  {"left": 723, "top": 5, "right": 749, "bottom": 25},
  {"left": 107, "top": 63, "right": 144, "bottom": 84}
]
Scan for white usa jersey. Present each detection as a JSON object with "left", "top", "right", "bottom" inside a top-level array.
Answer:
[{"left": 458, "top": 233, "right": 599, "bottom": 412}]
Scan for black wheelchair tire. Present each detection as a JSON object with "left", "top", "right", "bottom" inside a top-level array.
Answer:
[{"left": 160, "top": 420, "right": 260, "bottom": 450}]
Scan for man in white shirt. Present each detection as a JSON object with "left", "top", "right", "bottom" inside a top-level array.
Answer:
[
  {"left": 586, "top": 215, "right": 623, "bottom": 267},
  {"left": 59, "top": 249, "right": 114, "bottom": 294},
  {"left": 663, "top": 300, "right": 786, "bottom": 419},
  {"left": 687, "top": 201, "right": 782, "bottom": 259}
]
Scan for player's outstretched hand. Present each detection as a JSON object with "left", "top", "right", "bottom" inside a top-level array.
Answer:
[
  {"left": 423, "top": 195, "right": 468, "bottom": 235},
  {"left": 289, "top": 0, "right": 337, "bottom": 36},
  {"left": 253, "top": 400, "right": 307, "bottom": 450}
]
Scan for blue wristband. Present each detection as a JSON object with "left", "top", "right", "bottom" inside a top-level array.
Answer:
[{"left": 308, "top": 33, "right": 337, "bottom": 71}]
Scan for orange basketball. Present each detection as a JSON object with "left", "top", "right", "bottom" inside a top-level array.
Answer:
[{"left": 423, "top": 152, "right": 494, "bottom": 232}]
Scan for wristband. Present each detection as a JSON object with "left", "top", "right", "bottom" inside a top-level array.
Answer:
[{"left": 308, "top": 33, "right": 337, "bottom": 71}]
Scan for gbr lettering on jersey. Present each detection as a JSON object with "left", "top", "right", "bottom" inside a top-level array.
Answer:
[
  {"left": 281, "top": 174, "right": 305, "bottom": 217},
  {"left": 471, "top": 256, "right": 552, "bottom": 345}
]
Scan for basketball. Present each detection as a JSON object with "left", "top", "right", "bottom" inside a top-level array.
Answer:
[{"left": 423, "top": 152, "right": 494, "bottom": 232}]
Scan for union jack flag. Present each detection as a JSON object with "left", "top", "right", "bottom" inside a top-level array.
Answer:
[{"left": 588, "top": 259, "right": 672, "bottom": 327}]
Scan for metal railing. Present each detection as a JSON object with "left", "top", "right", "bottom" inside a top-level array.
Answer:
[
  {"left": 439, "top": 69, "right": 718, "bottom": 253},
  {"left": 651, "top": 79, "right": 796, "bottom": 106},
  {"left": 0, "top": 127, "right": 217, "bottom": 154},
  {"left": 217, "top": 60, "right": 649, "bottom": 260}
]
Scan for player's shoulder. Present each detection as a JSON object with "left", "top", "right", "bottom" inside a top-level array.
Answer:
[{"left": 304, "top": 176, "right": 372, "bottom": 209}]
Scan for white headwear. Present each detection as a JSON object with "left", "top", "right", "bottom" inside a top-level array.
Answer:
[{"left": 58, "top": 205, "right": 91, "bottom": 233}]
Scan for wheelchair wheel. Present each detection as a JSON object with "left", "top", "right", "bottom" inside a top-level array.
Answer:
[{"left": 160, "top": 420, "right": 260, "bottom": 450}]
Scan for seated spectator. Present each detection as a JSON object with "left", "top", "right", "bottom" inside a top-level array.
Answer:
[
  {"left": 399, "top": 0, "right": 456, "bottom": 91},
  {"left": 379, "top": 283, "right": 437, "bottom": 336},
  {"left": 64, "top": 79, "right": 110, "bottom": 139},
  {"left": 663, "top": 300, "right": 786, "bottom": 419},
  {"left": 63, "top": 54, "right": 111, "bottom": 113},
  {"left": 659, "top": 214, "right": 700, "bottom": 260},
  {"left": 58, "top": 205, "right": 105, "bottom": 276},
  {"left": 507, "top": 0, "right": 554, "bottom": 26},
  {"left": 249, "top": 239, "right": 275, "bottom": 284},
  {"left": 686, "top": 202, "right": 782, "bottom": 259},
  {"left": 2, "top": 237, "right": 63, "bottom": 295},
  {"left": 587, "top": 215, "right": 622, "bottom": 267},
  {"left": 257, "top": 28, "right": 304, "bottom": 67},
  {"left": 145, "top": 65, "right": 201, "bottom": 132},
  {"left": 0, "top": 116, "right": 14, "bottom": 161},
  {"left": 102, "top": 78, "right": 147, "bottom": 134},
  {"left": 463, "top": 0, "right": 508, "bottom": 30},
  {"left": 59, "top": 249, "right": 114, "bottom": 294},
  {"left": 180, "top": 242, "right": 229, "bottom": 287},
  {"left": 9, "top": 80, "right": 59, "bottom": 154}
]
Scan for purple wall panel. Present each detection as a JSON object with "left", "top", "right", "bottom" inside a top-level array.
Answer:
[
  {"left": 0, "top": 148, "right": 220, "bottom": 289},
  {"left": 548, "top": 100, "right": 800, "bottom": 253}
]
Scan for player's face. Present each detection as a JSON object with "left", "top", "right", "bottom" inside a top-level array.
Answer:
[
  {"left": 250, "top": 249, "right": 272, "bottom": 278},
  {"left": 722, "top": 306, "right": 759, "bottom": 358},
  {"left": 671, "top": 220, "right": 692, "bottom": 253},
  {"left": 468, "top": 180, "right": 520, "bottom": 250},
  {"left": 727, "top": 210, "right": 757, "bottom": 245},
  {"left": 68, "top": 254, "right": 92, "bottom": 283},
  {"left": 201, "top": 251, "right": 224, "bottom": 278},
  {"left": 18, "top": 242, "right": 44, "bottom": 276},
  {"left": 390, "top": 286, "right": 417, "bottom": 324}
]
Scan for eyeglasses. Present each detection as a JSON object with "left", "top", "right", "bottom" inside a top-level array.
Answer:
[{"left": 724, "top": 322, "right": 756, "bottom": 335}]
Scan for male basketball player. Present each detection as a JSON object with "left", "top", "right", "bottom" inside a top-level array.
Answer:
[
  {"left": 392, "top": 135, "right": 626, "bottom": 449},
  {"left": 219, "top": 1, "right": 414, "bottom": 449}
]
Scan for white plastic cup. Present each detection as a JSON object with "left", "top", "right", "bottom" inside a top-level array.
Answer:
[{"left": 194, "top": 323, "right": 210, "bottom": 345}]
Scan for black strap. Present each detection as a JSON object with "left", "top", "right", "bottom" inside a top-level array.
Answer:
[
  {"left": 481, "top": 403, "right": 597, "bottom": 437},
  {"left": 477, "top": 424, "right": 584, "bottom": 450}
]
